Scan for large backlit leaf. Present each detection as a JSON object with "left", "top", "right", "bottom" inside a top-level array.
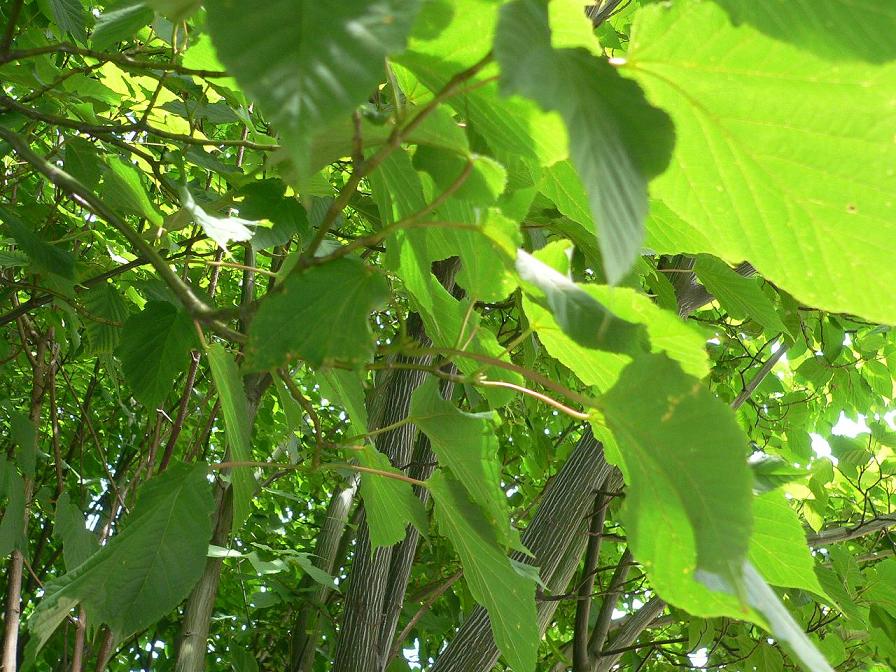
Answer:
[
  {"left": 397, "top": 0, "right": 567, "bottom": 167},
  {"left": 712, "top": 0, "right": 896, "bottom": 64},
  {"left": 625, "top": 0, "right": 896, "bottom": 324},
  {"left": 245, "top": 258, "right": 389, "bottom": 370},
  {"left": 496, "top": 0, "right": 672, "bottom": 282},
  {"left": 749, "top": 490, "right": 827, "bottom": 599},
  {"left": 26, "top": 463, "right": 214, "bottom": 656},
  {"left": 599, "top": 354, "right": 752, "bottom": 591}
]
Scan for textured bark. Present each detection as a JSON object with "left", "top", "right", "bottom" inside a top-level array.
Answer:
[
  {"left": 289, "top": 478, "right": 359, "bottom": 672},
  {"left": 664, "top": 255, "right": 756, "bottom": 318},
  {"left": 594, "top": 597, "right": 667, "bottom": 672},
  {"left": 586, "top": 547, "right": 634, "bottom": 667},
  {"left": 572, "top": 496, "right": 608, "bottom": 672},
  {"left": 431, "top": 429, "right": 611, "bottom": 672},
  {"left": 174, "top": 484, "right": 233, "bottom": 672},
  {"left": 378, "top": 375, "right": 455, "bottom": 662},
  {"left": 174, "top": 378, "right": 267, "bottom": 672},
  {"left": 330, "top": 352, "right": 431, "bottom": 672},
  {"left": 331, "top": 262, "right": 458, "bottom": 672}
]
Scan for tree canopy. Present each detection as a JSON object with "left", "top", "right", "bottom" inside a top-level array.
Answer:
[{"left": 1, "top": 1, "right": 896, "bottom": 671}]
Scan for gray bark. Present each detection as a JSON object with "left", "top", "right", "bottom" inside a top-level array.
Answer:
[
  {"left": 332, "top": 261, "right": 459, "bottom": 672},
  {"left": 289, "top": 477, "right": 359, "bottom": 672},
  {"left": 431, "top": 430, "right": 611, "bottom": 672}
]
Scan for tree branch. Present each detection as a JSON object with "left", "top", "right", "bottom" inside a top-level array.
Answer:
[
  {"left": 0, "top": 127, "right": 214, "bottom": 320},
  {"left": 572, "top": 495, "right": 609, "bottom": 672}
]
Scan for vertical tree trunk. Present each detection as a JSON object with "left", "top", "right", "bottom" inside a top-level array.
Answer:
[
  {"left": 174, "top": 378, "right": 267, "bottom": 672},
  {"left": 378, "top": 375, "right": 454, "bottom": 662},
  {"left": 289, "top": 478, "right": 359, "bottom": 672},
  {"left": 331, "top": 262, "right": 458, "bottom": 672},
  {"left": 174, "top": 485, "right": 233, "bottom": 672},
  {"left": 2, "top": 331, "right": 50, "bottom": 672},
  {"left": 431, "top": 430, "right": 611, "bottom": 672},
  {"left": 330, "top": 357, "right": 430, "bottom": 672}
]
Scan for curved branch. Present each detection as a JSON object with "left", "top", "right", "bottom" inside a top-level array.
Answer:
[{"left": 0, "top": 126, "right": 214, "bottom": 319}]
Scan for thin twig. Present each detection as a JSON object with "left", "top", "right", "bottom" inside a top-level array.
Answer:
[
  {"left": 298, "top": 52, "right": 493, "bottom": 265},
  {"left": 386, "top": 571, "right": 463, "bottom": 666}
]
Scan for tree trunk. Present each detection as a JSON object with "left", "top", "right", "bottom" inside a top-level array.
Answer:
[
  {"left": 431, "top": 429, "right": 611, "bottom": 672},
  {"left": 331, "top": 262, "right": 458, "bottom": 672},
  {"left": 289, "top": 478, "right": 359, "bottom": 672}
]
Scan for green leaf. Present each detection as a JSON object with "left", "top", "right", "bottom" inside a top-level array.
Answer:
[
  {"left": 694, "top": 255, "right": 790, "bottom": 337},
  {"left": 795, "top": 356, "right": 833, "bottom": 389},
  {"left": 0, "top": 460, "right": 25, "bottom": 557},
  {"left": 413, "top": 150, "right": 507, "bottom": 207},
  {"left": 146, "top": 0, "right": 200, "bottom": 20},
  {"left": 523, "top": 274, "right": 709, "bottom": 393},
  {"left": 397, "top": 0, "right": 567, "bottom": 167},
  {"left": 245, "top": 258, "right": 389, "bottom": 371},
  {"left": 91, "top": 0, "right": 153, "bottom": 50},
  {"left": 235, "top": 180, "right": 309, "bottom": 252},
  {"left": 411, "top": 379, "right": 517, "bottom": 548},
  {"left": 429, "top": 471, "right": 537, "bottom": 672},
  {"left": 516, "top": 248, "right": 645, "bottom": 354},
  {"left": 371, "top": 150, "right": 523, "bottom": 405},
  {"left": 53, "top": 493, "right": 99, "bottom": 571},
  {"left": 625, "top": 0, "right": 896, "bottom": 325},
  {"left": 357, "top": 444, "right": 427, "bottom": 549},
  {"left": 82, "top": 282, "right": 129, "bottom": 354},
  {"left": 181, "top": 189, "right": 265, "bottom": 252},
  {"left": 749, "top": 491, "right": 827, "bottom": 599},
  {"left": 712, "top": 0, "right": 896, "bottom": 64},
  {"left": 38, "top": 0, "right": 90, "bottom": 43},
  {"left": 117, "top": 301, "right": 197, "bottom": 407},
  {"left": 740, "top": 561, "right": 835, "bottom": 672},
  {"left": 0, "top": 250, "right": 28, "bottom": 268},
  {"left": 64, "top": 136, "right": 103, "bottom": 190},
  {"left": 230, "top": 648, "right": 260, "bottom": 672},
  {"left": 206, "top": 343, "right": 255, "bottom": 531},
  {"left": 205, "top": 0, "right": 422, "bottom": 175},
  {"left": 317, "top": 368, "right": 368, "bottom": 435},
  {"left": 599, "top": 354, "right": 752, "bottom": 591},
  {"left": 26, "top": 463, "right": 214, "bottom": 656},
  {"left": 495, "top": 0, "right": 672, "bottom": 283},
  {"left": 749, "top": 455, "right": 806, "bottom": 494},
  {"left": 10, "top": 413, "right": 36, "bottom": 478},
  {"left": 101, "top": 156, "right": 163, "bottom": 226},
  {"left": 0, "top": 207, "right": 75, "bottom": 279}
]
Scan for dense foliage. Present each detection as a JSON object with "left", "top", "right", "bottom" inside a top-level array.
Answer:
[{"left": 2, "top": 1, "right": 896, "bottom": 671}]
